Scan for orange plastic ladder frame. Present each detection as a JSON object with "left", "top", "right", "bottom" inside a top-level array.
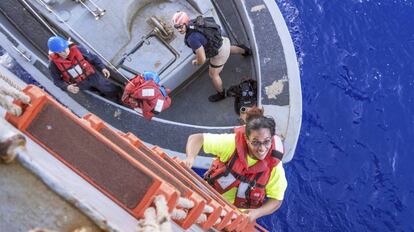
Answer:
[
  {"left": 118, "top": 134, "right": 265, "bottom": 232},
  {"left": 129, "top": 137, "right": 266, "bottom": 232},
  {"left": 244, "top": 223, "right": 256, "bottom": 232},
  {"left": 123, "top": 132, "right": 225, "bottom": 229},
  {"left": 171, "top": 157, "right": 246, "bottom": 228},
  {"left": 165, "top": 157, "right": 267, "bottom": 232},
  {"left": 152, "top": 146, "right": 240, "bottom": 229},
  {"left": 215, "top": 209, "right": 235, "bottom": 231},
  {"left": 225, "top": 212, "right": 246, "bottom": 232},
  {"left": 234, "top": 215, "right": 249, "bottom": 232},
  {"left": 155, "top": 150, "right": 231, "bottom": 209},
  {"left": 152, "top": 148, "right": 246, "bottom": 230},
  {"left": 149, "top": 147, "right": 228, "bottom": 229},
  {"left": 242, "top": 221, "right": 269, "bottom": 232},
  {"left": 253, "top": 222, "right": 269, "bottom": 232},
  {"left": 122, "top": 133, "right": 227, "bottom": 229},
  {"left": 198, "top": 201, "right": 222, "bottom": 230},
  {"left": 5, "top": 85, "right": 179, "bottom": 218},
  {"left": 83, "top": 114, "right": 209, "bottom": 229}
]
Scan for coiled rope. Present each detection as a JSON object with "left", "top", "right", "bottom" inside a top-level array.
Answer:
[
  {"left": 138, "top": 195, "right": 172, "bottom": 232},
  {"left": 0, "top": 68, "right": 22, "bottom": 91},
  {"left": 140, "top": 196, "right": 224, "bottom": 231},
  {"left": 0, "top": 69, "right": 31, "bottom": 116}
]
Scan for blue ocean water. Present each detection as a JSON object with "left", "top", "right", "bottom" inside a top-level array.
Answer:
[{"left": 260, "top": 0, "right": 414, "bottom": 231}]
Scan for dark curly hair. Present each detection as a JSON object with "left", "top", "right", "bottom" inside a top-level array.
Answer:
[{"left": 245, "top": 116, "right": 276, "bottom": 138}]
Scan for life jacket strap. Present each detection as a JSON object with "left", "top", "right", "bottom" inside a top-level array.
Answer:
[
  {"left": 205, "top": 153, "right": 238, "bottom": 185},
  {"left": 230, "top": 170, "right": 266, "bottom": 189},
  {"left": 244, "top": 172, "right": 264, "bottom": 208},
  {"left": 271, "top": 149, "right": 284, "bottom": 160}
]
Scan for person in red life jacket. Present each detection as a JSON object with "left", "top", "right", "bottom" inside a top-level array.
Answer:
[
  {"left": 47, "top": 36, "right": 120, "bottom": 100},
  {"left": 183, "top": 115, "right": 287, "bottom": 222},
  {"left": 172, "top": 11, "right": 252, "bottom": 102},
  {"left": 121, "top": 72, "right": 171, "bottom": 120}
]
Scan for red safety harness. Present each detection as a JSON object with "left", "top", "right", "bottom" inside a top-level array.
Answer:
[
  {"left": 49, "top": 44, "right": 95, "bottom": 83},
  {"left": 204, "top": 127, "right": 284, "bottom": 208}
]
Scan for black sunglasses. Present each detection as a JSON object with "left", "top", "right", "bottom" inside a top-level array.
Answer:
[{"left": 174, "top": 24, "right": 185, "bottom": 29}]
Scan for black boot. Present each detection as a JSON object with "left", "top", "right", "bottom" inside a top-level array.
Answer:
[
  {"left": 238, "top": 44, "right": 252, "bottom": 57},
  {"left": 208, "top": 90, "right": 226, "bottom": 102}
]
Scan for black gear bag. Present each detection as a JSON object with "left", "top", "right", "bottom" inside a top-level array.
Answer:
[{"left": 227, "top": 79, "right": 257, "bottom": 115}]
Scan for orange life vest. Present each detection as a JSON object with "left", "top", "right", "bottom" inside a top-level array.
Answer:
[
  {"left": 121, "top": 75, "right": 171, "bottom": 120},
  {"left": 204, "top": 127, "right": 284, "bottom": 208},
  {"left": 49, "top": 44, "right": 95, "bottom": 83}
]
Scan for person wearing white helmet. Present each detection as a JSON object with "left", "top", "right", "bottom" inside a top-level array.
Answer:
[{"left": 172, "top": 11, "right": 252, "bottom": 102}]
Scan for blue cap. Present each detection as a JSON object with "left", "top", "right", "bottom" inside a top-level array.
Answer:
[
  {"left": 143, "top": 71, "right": 160, "bottom": 84},
  {"left": 47, "top": 36, "right": 69, "bottom": 53}
]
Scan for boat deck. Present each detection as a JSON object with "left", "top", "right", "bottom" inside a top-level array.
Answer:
[{"left": 0, "top": 0, "right": 299, "bottom": 164}]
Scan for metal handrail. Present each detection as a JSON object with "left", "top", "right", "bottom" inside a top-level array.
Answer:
[{"left": 32, "top": 0, "right": 131, "bottom": 83}]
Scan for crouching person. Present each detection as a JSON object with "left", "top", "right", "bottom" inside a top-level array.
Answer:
[
  {"left": 47, "top": 36, "right": 121, "bottom": 100},
  {"left": 184, "top": 115, "right": 287, "bottom": 222},
  {"left": 122, "top": 72, "right": 171, "bottom": 120}
]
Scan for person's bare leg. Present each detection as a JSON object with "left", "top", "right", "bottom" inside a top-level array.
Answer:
[
  {"left": 209, "top": 66, "right": 224, "bottom": 92},
  {"left": 230, "top": 44, "right": 252, "bottom": 56},
  {"left": 230, "top": 45, "right": 245, "bottom": 54},
  {"left": 208, "top": 66, "right": 226, "bottom": 102}
]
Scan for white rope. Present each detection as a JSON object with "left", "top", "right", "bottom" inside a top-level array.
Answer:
[
  {"left": 192, "top": 205, "right": 213, "bottom": 225},
  {"left": 137, "top": 196, "right": 222, "bottom": 230},
  {"left": 0, "top": 94, "right": 22, "bottom": 116},
  {"left": 214, "top": 217, "right": 222, "bottom": 225},
  {"left": 176, "top": 197, "right": 194, "bottom": 209},
  {"left": 138, "top": 207, "right": 159, "bottom": 232},
  {"left": 203, "top": 205, "right": 214, "bottom": 214},
  {"left": 225, "top": 218, "right": 232, "bottom": 226},
  {"left": 0, "top": 85, "right": 30, "bottom": 103},
  {"left": 0, "top": 74, "right": 31, "bottom": 116},
  {"left": 196, "top": 213, "right": 207, "bottom": 224},
  {"left": 218, "top": 213, "right": 236, "bottom": 228},
  {"left": 154, "top": 195, "right": 172, "bottom": 232},
  {"left": 0, "top": 69, "right": 22, "bottom": 91},
  {"left": 137, "top": 195, "right": 175, "bottom": 232},
  {"left": 170, "top": 209, "right": 187, "bottom": 221}
]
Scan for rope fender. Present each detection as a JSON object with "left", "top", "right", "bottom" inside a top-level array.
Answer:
[{"left": 0, "top": 70, "right": 31, "bottom": 116}]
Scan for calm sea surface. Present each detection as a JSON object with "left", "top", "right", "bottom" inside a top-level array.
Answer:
[{"left": 262, "top": 0, "right": 414, "bottom": 231}]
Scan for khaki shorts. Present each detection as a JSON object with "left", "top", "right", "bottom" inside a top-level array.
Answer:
[{"left": 209, "top": 37, "right": 231, "bottom": 68}]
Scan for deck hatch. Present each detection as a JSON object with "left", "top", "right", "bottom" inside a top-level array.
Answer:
[{"left": 120, "top": 36, "right": 175, "bottom": 77}]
